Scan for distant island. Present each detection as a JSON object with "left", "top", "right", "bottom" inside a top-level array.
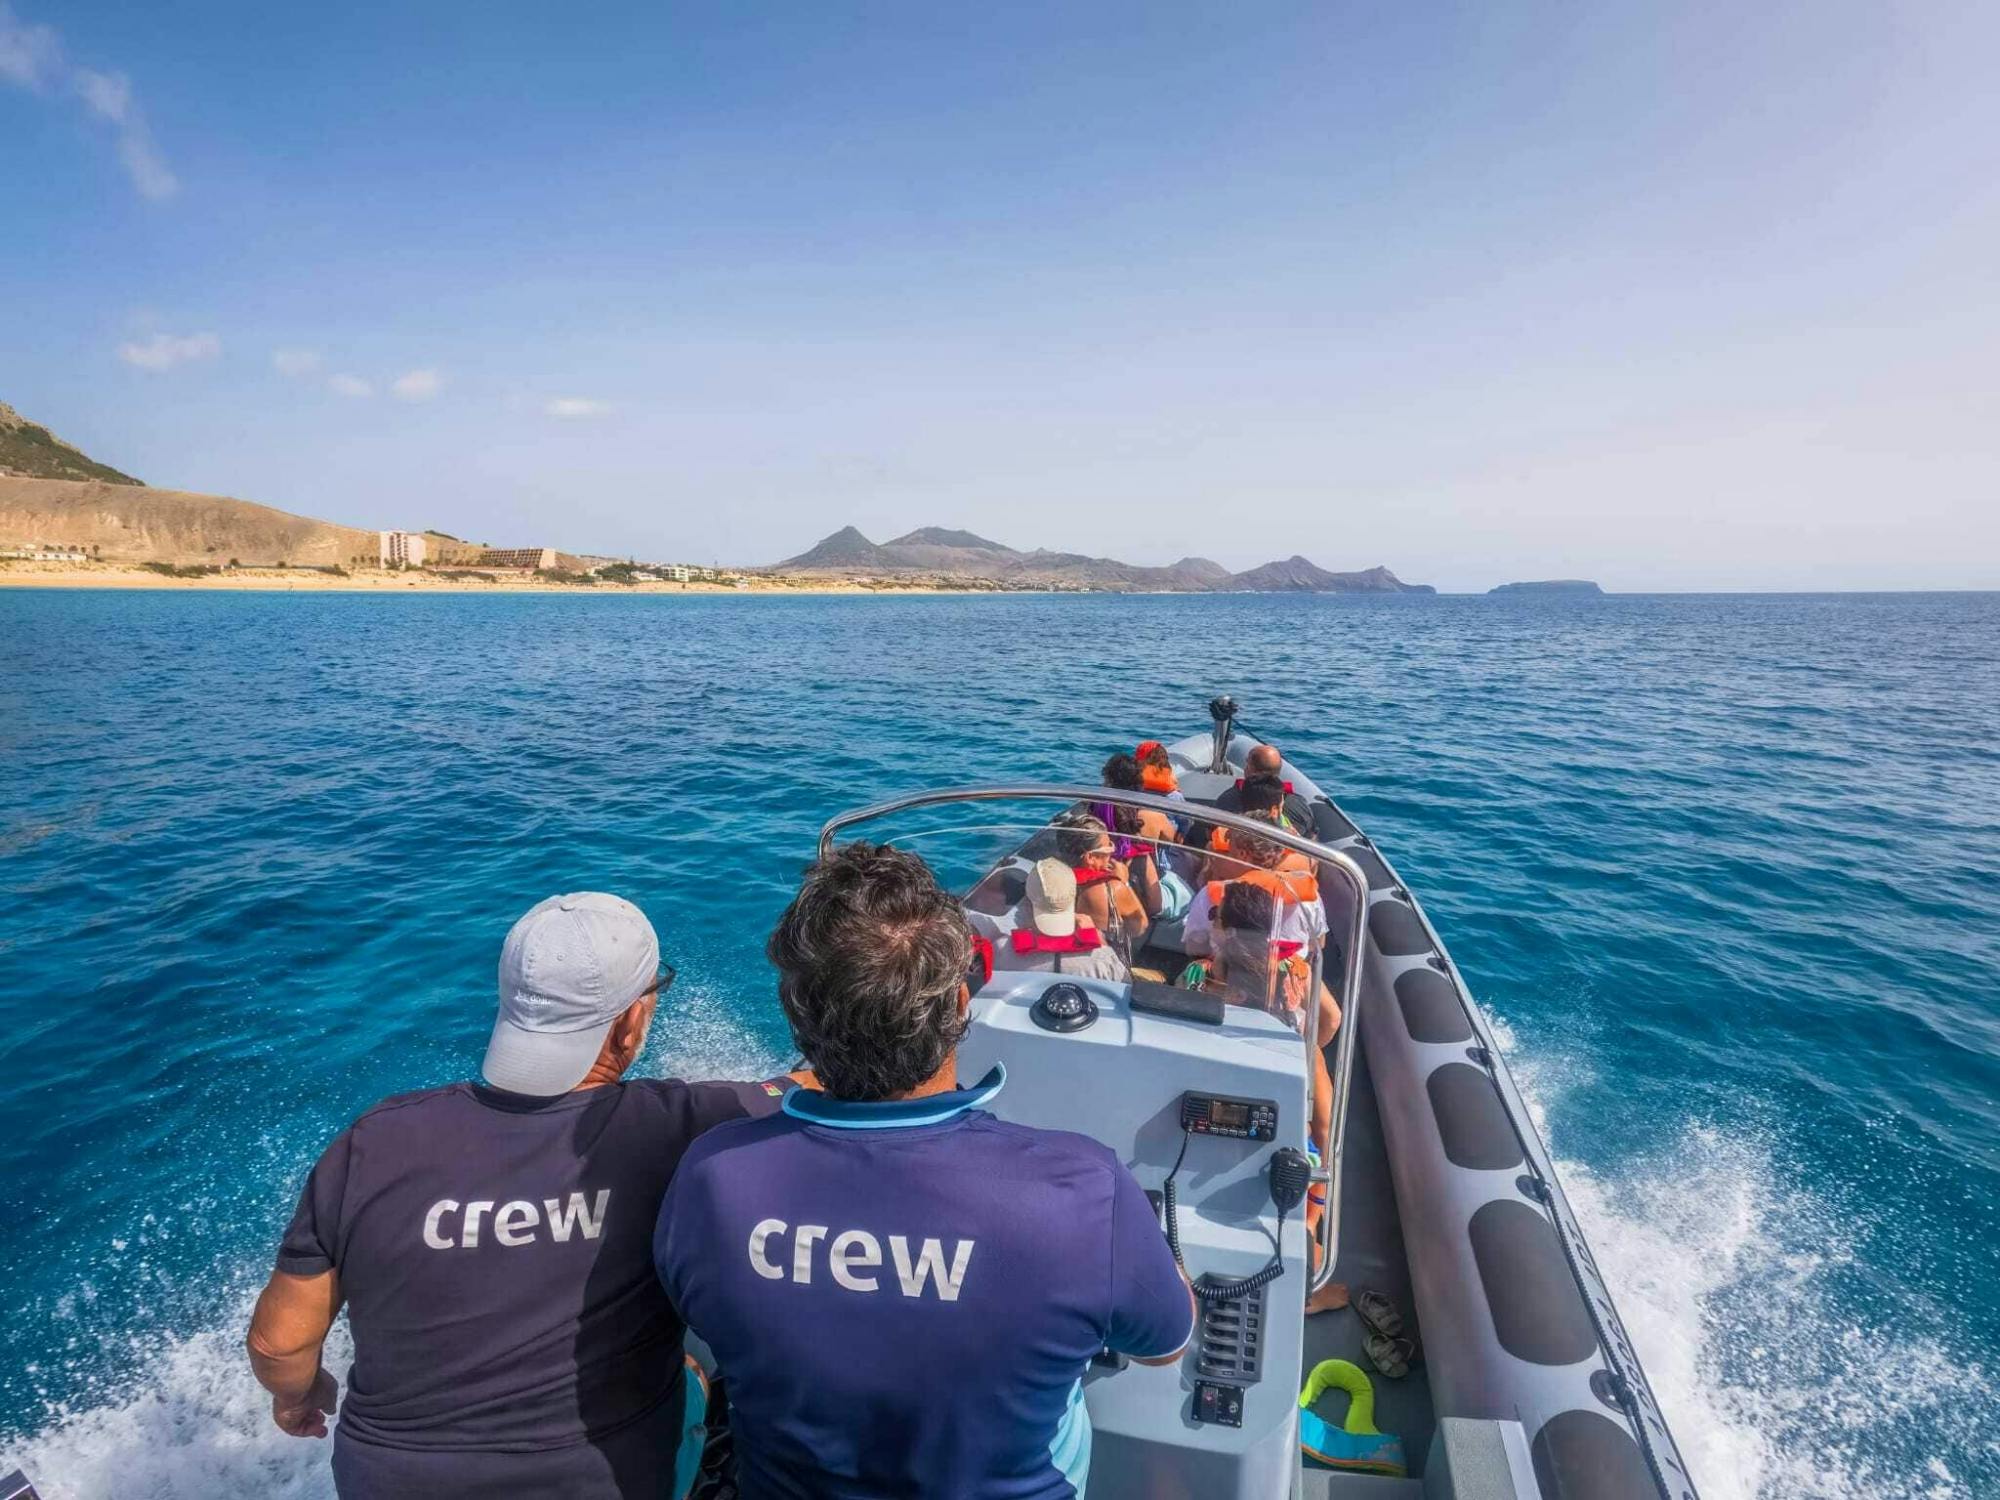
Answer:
[
  {"left": 1, "top": 396, "right": 1437, "bottom": 596},
  {"left": 1489, "top": 579, "right": 1603, "bottom": 596},
  {"left": 776, "top": 526, "right": 1436, "bottom": 594}
]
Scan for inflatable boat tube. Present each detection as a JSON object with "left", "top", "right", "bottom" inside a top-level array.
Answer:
[{"left": 1166, "top": 732, "right": 1698, "bottom": 1500}]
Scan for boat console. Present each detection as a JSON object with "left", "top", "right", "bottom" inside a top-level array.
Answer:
[
  {"left": 809, "top": 699, "right": 1697, "bottom": 1500},
  {"left": 821, "top": 770, "right": 1375, "bottom": 1500},
  {"left": 959, "top": 970, "right": 1316, "bottom": 1500}
]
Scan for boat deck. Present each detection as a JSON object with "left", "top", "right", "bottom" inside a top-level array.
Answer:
[{"left": 1305, "top": 1031, "right": 1437, "bottom": 1472}]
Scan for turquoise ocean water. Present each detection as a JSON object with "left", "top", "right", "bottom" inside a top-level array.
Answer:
[{"left": 1, "top": 589, "right": 1995, "bottom": 1498}]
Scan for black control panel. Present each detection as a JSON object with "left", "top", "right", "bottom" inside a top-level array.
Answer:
[
  {"left": 1195, "top": 1281, "right": 1266, "bottom": 1385},
  {"left": 1180, "top": 1090, "right": 1278, "bottom": 1142},
  {"left": 1193, "top": 1380, "right": 1245, "bottom": 1428}
]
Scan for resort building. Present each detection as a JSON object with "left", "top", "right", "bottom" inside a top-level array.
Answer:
[
  {"left": 473, "top": 547, "right": 558, "bottom": 571},
  {"left": 667, "top": 564, "right": 691, "bottom": 582},
  {"left": 378, "top": 530, "right": 429, "bottom": 568}
]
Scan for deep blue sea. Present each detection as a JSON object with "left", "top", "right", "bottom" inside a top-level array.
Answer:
[{"left": 1, "top": 589, "right": 1995, "bottom": 1498}]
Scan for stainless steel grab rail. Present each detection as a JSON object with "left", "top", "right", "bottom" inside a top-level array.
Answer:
[{"left": 819, "top": 782, "right": 1366, "bottom": 1295}]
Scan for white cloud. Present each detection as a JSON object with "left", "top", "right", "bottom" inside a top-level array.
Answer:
[
  {"left": 0, "top": 2, "right": 58, "bottom": 87},
  {"left": 74, "top": 67, "right": 176, "bottom": 200},
  {"left": 328, "top": 374, "right": 374, "bottom": 398},
  {"left": 272, "top": 348, "right": 322, "bottom": 378},
  {"left": 545, "top": 397, "right": 610, "bottom": 419},
  {"left": 117, "top": 331, "right": 220, "bottom": 371},
  {"left": 391, "top": 369, "right": 443, "bottom": 403},
  {"left": 72, "top": 63, "right": 126, "bottom": 117},
  {"left": 0, "top": 7, "right": 177, "bottom": 200}
]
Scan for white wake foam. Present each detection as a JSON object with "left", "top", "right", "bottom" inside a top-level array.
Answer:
[
  {"left": 5, "top": 1300, "right": 348, "bottom": 1500},
  {"left": 1491, "top": 1012, "right": 1991, "bottom": 1500}
]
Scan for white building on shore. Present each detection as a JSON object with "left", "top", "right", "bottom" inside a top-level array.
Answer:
[{"left": 378, "top": 531, "right": 429, "bottom": 568}]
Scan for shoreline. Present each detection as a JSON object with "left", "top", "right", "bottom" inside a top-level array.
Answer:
[{"left": 0, "top": 563, "right": 974, "bottom": 596}]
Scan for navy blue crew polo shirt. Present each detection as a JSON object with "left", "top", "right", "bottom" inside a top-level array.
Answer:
[
  {"left": 277, "top": 1075, "right": 784, "bottom": 1497},
  {"left": 653, "top": 1067, "right": 1194, "bottom": 1500}
]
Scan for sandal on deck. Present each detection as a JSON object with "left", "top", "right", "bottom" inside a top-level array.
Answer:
[
  {"left": 1353, "top": 1288, "right": 1405, "bottom": 1341},
  {"left": 1364, "top": 1331, "right": 1418, "bottom": 1380}
]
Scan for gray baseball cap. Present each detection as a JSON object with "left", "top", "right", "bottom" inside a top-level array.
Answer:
[{"left": 483, "top": 892, "right": 661, "bottom": 1095}]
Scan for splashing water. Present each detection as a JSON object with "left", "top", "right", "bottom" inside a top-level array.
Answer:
[
  {"left": 1497, "top": 1018, "right": 1993, "bottom": 1500},
  {"left": 13, "top": 1308, "right": 350, "bottom": 1500}
]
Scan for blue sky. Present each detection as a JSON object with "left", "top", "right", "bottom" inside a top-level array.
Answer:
[{"left": 4, "top": 1, "right": 1996, "bottom": 588}]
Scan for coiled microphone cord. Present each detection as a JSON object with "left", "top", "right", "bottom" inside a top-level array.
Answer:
[{"left": 1162, "top": 1131, "right": 1293, "bottom": 1302}]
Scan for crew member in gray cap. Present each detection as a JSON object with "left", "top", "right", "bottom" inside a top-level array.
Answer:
[{"left": 247, "top": 892, "right": 784, "bottom": 1499}]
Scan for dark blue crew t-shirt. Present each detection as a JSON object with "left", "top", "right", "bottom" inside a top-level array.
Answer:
[
  {"left": 277, "top": 1074, "right": 782, "bottom": 1493},
  {"left": 652, "top": 1070, "right": 1193, "bottom": 1500}
]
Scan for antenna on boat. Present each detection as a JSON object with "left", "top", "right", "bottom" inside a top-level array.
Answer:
[{"left": 1206, "top": 695, "right": 1239, "bottom": 773}]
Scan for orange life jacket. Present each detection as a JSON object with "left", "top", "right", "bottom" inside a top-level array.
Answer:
[
  {"left": 1134, "top": 741, "right": 1180, "bottom": 794},
  {"left": 1071, "top": 866, "right": 1119, "bottom": 889},
  {"left": 1206, "top": 866, "right": 1320, "bottom": 909},
  {"left": 1010, "top": 926, "right": 1104, "bottom": 955},
  {"left": 1212, "top": 819, "right": 1306, "bottom": 854}
]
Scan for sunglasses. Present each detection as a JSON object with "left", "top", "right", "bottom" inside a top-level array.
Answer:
[{"left": 652, "top": 963, "right": 678, "bottom": 996}]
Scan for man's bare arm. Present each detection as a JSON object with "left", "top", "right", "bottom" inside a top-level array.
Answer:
[{"left": 246, "top": 1268, "right": 343, "bottom": 1437}]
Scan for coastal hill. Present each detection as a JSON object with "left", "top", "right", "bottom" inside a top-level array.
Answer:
[
  {"left": 777, "top": 527, "right": 1431, "bottom": 593},
  {"left": 1489, "top": 579, "right": 1604, "bottom": 595},
  {"left": 0, "top": 403, "right": 143, "bottom": 486},
  {"left": 780, "top": 526, "right": 1234, "bottom": 590},
  {"left": 1219, "top": 557, "right": 1433, "bottom": 594},
  {"left": 0, "top": 474, "right": 381, "bottom": 567}
]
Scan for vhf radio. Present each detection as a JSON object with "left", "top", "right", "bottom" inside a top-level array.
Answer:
[
  {"left": 1179, "top": 1090, "right": 1278, "bottom": 1142},
  {"left": 1164, "top": 1090, "right": 1311, "bottom": 1302}
]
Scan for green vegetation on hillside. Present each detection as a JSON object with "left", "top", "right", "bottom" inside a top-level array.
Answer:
[{"left": 0, "top": 403, "right": 144, "bottom": 485}]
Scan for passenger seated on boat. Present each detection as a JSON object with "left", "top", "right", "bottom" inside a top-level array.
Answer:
[
  {"left": 1175, "top": 883, "right": 1305, "bottom": 1011},
  {"left": 1184, "top": 826, "right": 1322, "bottom": 957},
  {"left": 987, "top": 857, "right": 1131, "bottom": 982},
  {"left": 1176, "top": 879, "right": 1337, "bottom": 1167},
  {"left": 1097, "top": 754, "right": 1199, "bottom": 899},
  {"left": 1236, "top": 772, "right": 1303, "bottom": 832},
  {"left": 1213, "top": 743, "right": 1315, "bottom": 829},
  {"left": 654, "top": 842, "right": 1194, "bottom": 1500},
  {"left": 1187, "top": 829, "right": 1341, "bottom": 1147},
  {"left": 1201, "top": 774, "right": 1304, "bottom": 867},
  {"left": 1133, "top": 739, "right": 1184, "bottom": 798},
  {"left": 1096, "top": 752, "right": 1181, "bottom": 845},
  {"left": 1051, "top": 808, "right": 1157, "bottom": 960}
]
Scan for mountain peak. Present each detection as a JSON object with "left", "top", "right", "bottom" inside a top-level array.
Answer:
[
  {"left": 1221, "top": 557, "right": 1433, "bottom": 593},
  {"left": 771, "top": 523, "right": 1433, "bottom": 593},
  {"left": 779, "top": 525, "right": 887, "bottom": 568},
  {"left": 886, "top": 526, "right": 1015, "bottom": 553}
]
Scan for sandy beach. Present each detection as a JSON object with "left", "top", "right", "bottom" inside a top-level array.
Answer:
[{"left": 0, "top": 562, "right": 967, "bottom": 595}]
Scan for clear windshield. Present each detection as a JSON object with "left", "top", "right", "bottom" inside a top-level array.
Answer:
[
  {"left": 821, "top": 779, "right": 1367, "bottom": 1295},
  {"left": 819, "top": 786, "right": 1363, "bottom": 1057}
]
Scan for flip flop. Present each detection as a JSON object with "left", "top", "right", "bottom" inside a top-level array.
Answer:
[
  {"left": 1364, "top": 1331, "right": 1418, "bottom": 1381},
  {"left": 1353, "top": 1288, "right": 1405, "bottom": 1342}
]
